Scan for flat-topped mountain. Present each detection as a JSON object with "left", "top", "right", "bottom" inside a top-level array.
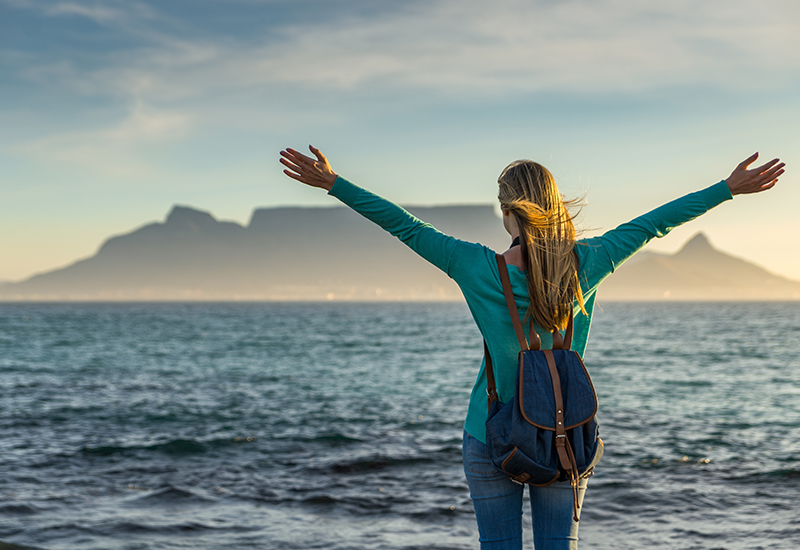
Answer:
[
  {"left": 1, "top": 205, "right": 797, "bottom": 301},
  {"left": 0, "top": 204, "right": 508, "bottom": 301}
]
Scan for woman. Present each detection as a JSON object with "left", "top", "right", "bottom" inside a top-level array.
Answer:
[{"left": 279, "top": 146, "right": 784, "bottom": 549}]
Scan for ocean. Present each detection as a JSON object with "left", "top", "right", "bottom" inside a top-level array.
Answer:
[{"left": 0, "top": 302, "right": 798, "bottom": 550}]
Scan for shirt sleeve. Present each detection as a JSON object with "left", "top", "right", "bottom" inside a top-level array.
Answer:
[
  {"left": 328, "top": 175, "right": 482, "bottom": 279},
  {"left": 577, "top": 180, "right": 734, "bottom": 292}
]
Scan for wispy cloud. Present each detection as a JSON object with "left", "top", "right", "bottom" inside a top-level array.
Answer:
[
  {"left": 15, "top": 102, "right": 191, "bottom": 177},
  {"left": 14, "top": 0, "right": 795, "bottom": 102},
  {"left": 249, "top": 0, "right": 798, "bottom": 94},
  {"left": 7, "top": 0, "right": 798, "bottom": 108},
  {"left": 43, "top": 0, "right": 156, "bottom": 23},
  {"left": 46, "top": 2, "right": 129, "bottom": 23}
]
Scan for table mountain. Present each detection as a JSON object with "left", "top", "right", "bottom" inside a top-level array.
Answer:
[{"left": 0, "top": 204, "right": 508, "bottom": 301}]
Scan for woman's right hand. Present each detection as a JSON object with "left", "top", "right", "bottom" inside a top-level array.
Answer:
[
  {"left": 280, "top": 145, "right": 338, "bottom": 191},
  {"left": 725, "top": 153, "right": 785, "bottom": 196}
]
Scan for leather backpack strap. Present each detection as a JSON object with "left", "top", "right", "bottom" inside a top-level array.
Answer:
[
  {"left": 562, "top": 250, "right": 578, "bottom": 351},
  {"left": 552, "top": 313, "right": 574, "bottom": 350},
  {"left": 545, "top": 349, "right": 581, "bottom": 522},
  {"left": 528, "top": 319, "right": 541, "bottom": 351},
  {"left": 563, "top": 312, "right": 574, "bottom": 350},
  {"left": 553, "top": 251, "right": 579, "bottom": 350},
  {"left": 495, "top": 254, "right": 529, "bottom": 351},
  {"left": 484, "top": 340, "right": 499, "bottom": 412},
  {"left": 552, "top": 328, "right": 564, "bottom": 350}
]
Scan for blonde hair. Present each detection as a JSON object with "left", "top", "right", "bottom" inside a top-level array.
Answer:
[{"left": 497, "top": 160, "right": 586, "bottom": 332}]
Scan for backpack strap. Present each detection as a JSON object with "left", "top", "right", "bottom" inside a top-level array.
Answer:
[
  {"left": 545, "top": 349, "right": 581, "bottom": 522},
  {"left": 563, "top": 312, "right": 574, "bottom": 350},
  {"left": 562, "top": 251, "right": 579, "bottom": 350},
  {"left": 484, "top": 340, "right": 499, "bottom": 411},
  {"left": 486, "top": 253, "right": 533, "bottom": 412},
  {"left": 495, "top": 254, "right": 531, "bottom": 351},
  {"left": 552, "top": 313, "right": 574, "bottom": 350},
  {"left": 497, "top": 253, "right": 575, "bottom": 351},
  {"left": 486, "top": 253, "right": 575, "bottom": 411}
]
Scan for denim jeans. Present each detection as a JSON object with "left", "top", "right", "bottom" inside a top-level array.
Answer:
[{"left": 462, "top": 430, "right": 588, "bottom": 550}]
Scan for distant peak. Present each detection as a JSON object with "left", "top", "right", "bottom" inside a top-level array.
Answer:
[
  {"left": 676, "top": 232, "right": 716, "bottom": 255},
  {"left": 166, "top": 205, "right": 217, "bottom": 226}
]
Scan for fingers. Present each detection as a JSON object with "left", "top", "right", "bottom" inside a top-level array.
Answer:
[
  {"left": 759, "top": 163, "right": 785, "bottom": 182},
  {"left": 309, "top": 145, "right": 327, "bottom": 163},
  {"left": 754, "top": 179, "right": 778, "bottom": 194},
  {"left": 753, "top": 158, "right": 781, "bottom": 174},
  {"left": 279, "top": 157, "right": 302, "bottom": 174},
  {"left": 762, "top": 180, "right": 778, "bottom": 191},
  {"left": 283, "top": 169, "right": 305, "bottom": 182},
  {"left": 737, "top": 152, "right": 759, "bottom": 169},
  {"left": 282, "top": 148, "right": 315, "bottom": 166}
]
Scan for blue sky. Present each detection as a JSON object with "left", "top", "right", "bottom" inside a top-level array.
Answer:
[{"left": 1, "top": 0, "right": 798, "bottom": 281}]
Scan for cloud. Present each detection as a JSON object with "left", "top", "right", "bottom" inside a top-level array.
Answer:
[
  {"left": 42, "top": 0, "right": 157, "bottom": 24},
  {"left": 251, "top": 0, "right": 799, "bottom": 94},
  {"left": 23, "top": 0, "right": 794, "bottom": 102},
  {"left": 46, "top": 2, "right": 128, "bottom": 23},
  {"left": 15, "top": 102, "right": 191, "bottom": 177},
  {"left": 8, "top": 0, "right": 799, "bottom": 107},
  {"left": 108, "top": 101, "right": 189, "bottom": 139}
]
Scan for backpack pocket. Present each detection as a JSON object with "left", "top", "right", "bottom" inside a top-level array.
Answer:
[
  {"left": 491, "top": 444, "right": 560, "bottom": 486},
  {"left": 486, "top": 400, "right": 561, "bottom": 486}
]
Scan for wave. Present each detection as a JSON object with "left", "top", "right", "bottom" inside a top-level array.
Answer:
[
  {"left": 300, "top": 493, "right": 392, "bottom": 513},
  {"left": 110, "top": 520, "right": 217, "bottom": 534},
  {"left": 0, "top": 541, "right": 47, "bottom": 550},
  {"left": 126, "top": 485, "right": 216, "bottom": 505},
  {"left": 81, "top": 438, "right": 212, "bottom": 457},
  {"left": 313, "top": 455, "right": 436, "bottom": 475},
  {"left": 0, "top": 503, "right": 48, "bottom": 516},
  {"left": 725, "top": 467, "right": 800, "bottom": 483},
  {"left": 293, "top": 433, "right": 366, "bottom": 445}
]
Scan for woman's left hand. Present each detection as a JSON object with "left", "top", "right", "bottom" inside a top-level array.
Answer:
[
  {"left": 725, "top": 153, "right": 785, "bottom": 196},
  {"left": 280, "top": 146, "right": 338, "bottom": 191}
]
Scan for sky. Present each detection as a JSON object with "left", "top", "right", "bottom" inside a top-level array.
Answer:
[{"left": 1, "top": 0, "right": 799, "bottom": 282}]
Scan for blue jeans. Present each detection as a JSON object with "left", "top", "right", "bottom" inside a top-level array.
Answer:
[{"left": 462, "top": 431, "right": 588, "bottom": 550}]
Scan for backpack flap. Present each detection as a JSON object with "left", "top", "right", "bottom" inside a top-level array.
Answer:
[{"left": 518, "top": 349, "right": 598, "bottom": 430}]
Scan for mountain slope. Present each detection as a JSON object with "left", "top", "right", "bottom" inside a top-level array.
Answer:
[
  {"left": 598, "top": 233, "right": 800, "bottom": 300},
  {"left": 0, "top": 204, "right": 509, "bottom": 301}
]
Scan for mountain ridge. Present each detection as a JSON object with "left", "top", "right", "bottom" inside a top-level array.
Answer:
[
  {"left": 598, "top": 232, "right": 800, "bottom": 300},
  {"left": 0, "top": 203, "right": 508, "bottom": 301},
  {"left": 1, "top": 205, "right": 798, "bottom": 301}
]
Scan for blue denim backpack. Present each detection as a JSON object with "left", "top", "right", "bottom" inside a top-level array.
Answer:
[{"left": 484, "top": 254, "right": 604, "bottom": 522}]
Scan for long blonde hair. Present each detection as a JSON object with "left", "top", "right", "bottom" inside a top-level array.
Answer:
[{"left": 497, "top": 160, "right": 586, "bottom": 332}]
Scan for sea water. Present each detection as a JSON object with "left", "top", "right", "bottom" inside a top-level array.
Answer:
[{"left": 0, "top": 302, "right": 798, "bottom": 550}]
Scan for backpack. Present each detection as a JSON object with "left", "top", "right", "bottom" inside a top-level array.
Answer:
[{"left": 484, "top": 254, "right": 604, "bottom": 522}]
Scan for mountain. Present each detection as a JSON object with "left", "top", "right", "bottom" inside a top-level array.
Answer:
[
  {"left": 597, "top": 232, "right": 800, "bottom": 301},
  {"left": 1, "top": 205, "right": 798, "bottom": 301},
  {"left": 0, "top": 204, "right": 508, "bottom": 301}
]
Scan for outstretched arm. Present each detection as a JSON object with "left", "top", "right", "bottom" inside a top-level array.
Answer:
[
  {"left": 578, "top": 153, "right": 786, "bottom": 291},
  {"left": 279, "top": 145, "right": 478, "bottom": 278}
]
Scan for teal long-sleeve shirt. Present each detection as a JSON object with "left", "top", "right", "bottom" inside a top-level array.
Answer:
[{"left": 329, "top": 176, "right": 733, "bottom": 443}]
